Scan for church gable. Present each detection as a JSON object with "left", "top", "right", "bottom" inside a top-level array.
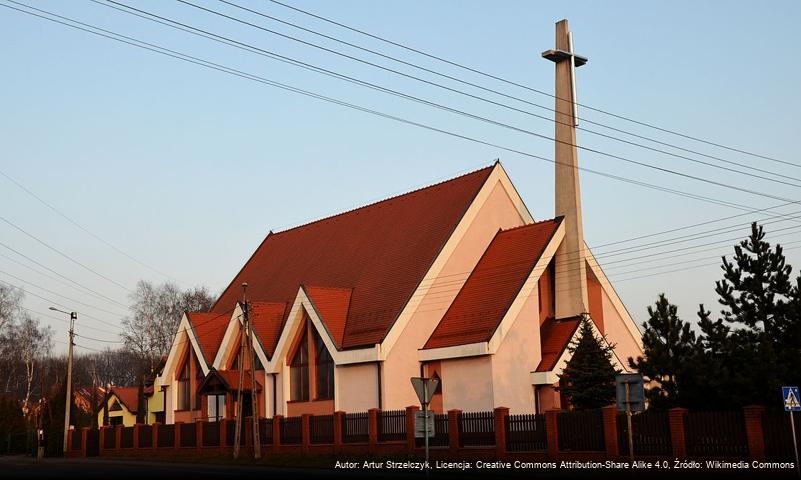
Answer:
[{"left": 209, "top": 164, "right": 496, "bottom": 349}]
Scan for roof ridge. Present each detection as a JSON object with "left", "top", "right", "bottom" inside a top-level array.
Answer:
[
  {"left": 271, "top": 164, "right": 495, "bottom": 236},
  {"left": 499, "top": 216, "right": 561, "bottom": 233}
]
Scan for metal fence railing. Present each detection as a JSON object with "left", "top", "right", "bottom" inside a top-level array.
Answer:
[
  {"left": 506, "top": 413, "right": 547, "bottom": 451},
  {"left": 557, "top": 409, "right": 605, "bottom": 452},
  {"left": 684, "top": 410, "right": 748, "bottom": 457},
  {"left": 459, "top": 411, "right": 495, "bottom": 447},
  {"left": 310, "top": 415, "right": 334, "bottom": 444},
  {"left": 281, "top": 416, "right": 302, "bottom": 445},
  {"left": 379, "top": 410, "right": 406, "bottom": 442},
  {"left": 617, "top": 410, "right": 672, "bottom": 456},
  {"left": 343, "top": 412, "right": 369, "bottom": 444}
]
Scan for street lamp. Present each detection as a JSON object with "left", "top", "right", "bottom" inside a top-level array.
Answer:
[{"left": 50, "top": 307, "right": 77, "bottom": 456}]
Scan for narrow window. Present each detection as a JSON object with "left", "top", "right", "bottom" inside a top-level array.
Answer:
[
  {"left": 194, "top": 357, "right": 203, "bottom": 410},
  {"left": 314, "top": 330, "right": 335, "bottom": 400},
  {"left": 290, "top": 330, "right": 309, "bottom": 401},
  {"left": 177, "top": 360, "right": 190, "bottom": 411}
]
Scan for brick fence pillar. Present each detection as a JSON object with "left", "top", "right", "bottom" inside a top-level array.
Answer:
[
  {"left": 65, "top": 427, "right": 72, "bottom": 455},
  {"left": 368, "top": 408, "right": 380, "bottom": 454},
  {"left": 602, "top": 405, "right": 619, "bottom": 458},
  {"left": 405, "top": 406, "right": 419, "bottom": 454},
  {"left": 273, "top": 415, "right": 282, "bottom": 450},
  {"left": 219, "top": 419, "right": 227, "bottom": 453},
  {"left": 244, "top": 417, "right": 253, "bottom": 450},
  {"left": 301, "top": 414, "right": 311, "bottom": 455},
  {"left": 668, "top": 408, "right": 688, "bottom": 458},
  {"left": 545, "top": 409, "right": 561, "bottom": 460},
  {"left": 174, "top": 421, "right": 183, "bottom": 452},
  {"left": 196, "top": 420, "right": 204, "bottom": 453},
  {"left": 152, "top": 423, "right": 159, "bottom": 453},
  {"left": 133, "top": 424, "right": 140, "bottom": 451},
  {"left": 80, "top": 427, "right": 88, "bottom": 457},
  {"left": 743, "top": 405, "right": 766, "bottom": 461},
  {"left": 114, "top": 424, "right": 122, "bottom": 453},
  {"left": 98, "top": 426, "right": 105, "bottom": 455},
  {"left": 494, "top": 407, "right": 509, "bottom": 460},
  {"left": 333, "top": 411, "right": 344, "bottom": 454},
  {"left": 448, "top": 409, "right": 462, "bottom": 457}
]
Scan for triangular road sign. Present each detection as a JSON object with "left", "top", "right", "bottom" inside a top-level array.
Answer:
[
  {"left": 410, "top": 377, "right": 439, "bottom": 405},
  {"left": 783, "top": 386, "right": 801, "bottom": 411}
]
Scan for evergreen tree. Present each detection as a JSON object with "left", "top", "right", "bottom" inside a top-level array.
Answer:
[
  {"left": 696, "top": 222, "right": 801, "bottom": 407},
  {"left": 558, "top": 316, "right": 621, "bottom": 409},
  {"left": 628, "top": 294, "right": 697, "bottom": 409}
]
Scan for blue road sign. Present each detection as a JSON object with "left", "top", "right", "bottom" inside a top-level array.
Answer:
[{"left": 783, "top": 386, "right": 801, "bottom": 412}]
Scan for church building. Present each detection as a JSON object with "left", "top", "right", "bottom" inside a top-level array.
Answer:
[{"left": 155, "top": 19, "right": 642, "bottom": 424}]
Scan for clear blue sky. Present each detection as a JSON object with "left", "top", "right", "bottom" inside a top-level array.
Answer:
[{"left": 2, "top": 0, "right": 800, "bottom": 353}]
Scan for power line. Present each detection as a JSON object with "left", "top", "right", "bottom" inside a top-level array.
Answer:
[
  {"left": 265, "top": 0, "right": 794, "bottom": 168},
  {"left": 163, "top": 0, "right": 801, "bottom": 201},
  {"left": 0, "top": 168, "right": 185, "bottom": 286},
  {"left": 0, "top": 214, "right": 132, "bottom": 292},
  {"left": 3, "top": 0, "right": 770, "bottom": 217},
  {"left": 214, "top": 0, "right": 801, "bottom": 186}
]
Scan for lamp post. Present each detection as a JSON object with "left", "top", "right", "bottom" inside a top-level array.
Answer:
[{"left": 50, "top": 307, "right": 76, "bottom": 456}]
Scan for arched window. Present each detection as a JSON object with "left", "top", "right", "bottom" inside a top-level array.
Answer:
[
  {"left": 290, "top": 330, "right": 309, "bottom": 401},
  {"left": 177, "top": 359, "right": 190, "bottom": 411},
  {"left": 314, "top": 329, "right": 334, "bottom": 400}
]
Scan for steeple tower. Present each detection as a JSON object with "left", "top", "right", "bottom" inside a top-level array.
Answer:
[{"left": 543, "top": 19, "right": 589, "bottom": 319}]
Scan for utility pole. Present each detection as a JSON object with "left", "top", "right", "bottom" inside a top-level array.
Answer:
[
  {"left": 246, "top": 295, "right": 261, "bottom": 458},
  {"left": 50, "top": 307, "right": 76, "bottom": 456},
  {"left": 542, "top": 19, "right": 590, "bottom": 320},
  {"left": 232, "top": 284, "right": 247, "bottom": 459}
]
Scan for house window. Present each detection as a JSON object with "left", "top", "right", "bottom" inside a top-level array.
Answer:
[
  {"left": 314, "top": 330, "right": 334, "bottom": 400},
  {"left": 290, "top": 331, "right": 309, "bottom": 401},
  {"left": 177, "top": 360, "right": 190, "bottom": 411},
  {"left": 194, "top": 357, "right": 203, "bottom": 410}
]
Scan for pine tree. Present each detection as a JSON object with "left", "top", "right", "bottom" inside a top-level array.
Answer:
[
  {"left": 628, "top": 294, "right": 697, "bottom": 409},
  {"left": 558, "top": 316, "right": 621, "bottom": 410},
  {"left": 696, "top": 222, "right": 801, "bottom": 407}
]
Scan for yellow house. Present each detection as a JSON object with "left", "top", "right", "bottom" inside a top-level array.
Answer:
[{"left": 99, "top": 385, "right": 165, "bottom": 426}]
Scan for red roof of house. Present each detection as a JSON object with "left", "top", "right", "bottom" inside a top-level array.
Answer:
[
  {"left": 423, "top": 219, "right": 562, "bottom": 350},
  {"left": 217, "top": 370, "right": 262, "bottom": 392},
  {"left": 250, "top": 302, "right": 287, "bottom": 359},
  {"left": 304, "top": 286, "right": 352, "bottom": 348},
  {"left": 110, "top": 386, "right": 140, "bottom": 414},
  {"left": 211, "top": 165, "right": 495, "bottom": 349},
  {"left": 534, "top": 317, "right": 581, "bottom": 372},
  {"left": 187, "top": 312, "right": 229, "bottom": 365}
]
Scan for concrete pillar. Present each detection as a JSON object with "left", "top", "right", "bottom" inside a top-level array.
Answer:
[
  {"left": 545, "top": 409, "right": 561, "bottom": 460},
  {"left": 405, "top": 406, "right": 419, "bottom": 454},
  {"left": 743, "top": 405, "right": 766, "bottom": 461},
  {"left": 494, "top": 407, "right": 509, "bottom": 460},
  {"left": 448, "top": 409, "right": 462, "bottom": 457},
  {"left": 602, "top": 405, "right": 619, "bottom": 458},
  {"left": 333, "top": 411, "right": 344, "bottom": 454},
  {"left": 301, "top": 414, "right": 311, "bottom": 455},
  {"left": 368, "top": 408, "right": 380, "bottom": 454},
  {"left": 668, "top": 408, "right": 688, "bottom": 458}
]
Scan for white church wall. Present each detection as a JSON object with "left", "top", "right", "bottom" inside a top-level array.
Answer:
[
  {"left": 600, "top": 288, "right": 642, "bottom": 370},
  {"left": 490, "top": 284, "right": 542, "bottom": 413},
  {"left": 336, "top": 363, "right": 379, "bottom": 412},
  {"left": 381, "top": 177, "right": 527, "bottom": 410},
  {"left": 441, "top": 355, "right": 494, "bottom": 412}
]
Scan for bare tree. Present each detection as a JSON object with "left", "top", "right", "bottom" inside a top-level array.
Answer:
[
  {"left": 121, "top": 281, "right": 214, "bottom": 367},
  {"left": 16, "top": 313, "right": 53, "bottom": 410}
]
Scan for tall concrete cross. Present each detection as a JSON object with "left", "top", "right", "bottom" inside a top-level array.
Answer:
[{"left": 542, "top": 19, "right": 589, "bottom": 320}]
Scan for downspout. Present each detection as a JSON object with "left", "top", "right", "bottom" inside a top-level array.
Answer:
[
  {"left": 376, "top": 362, "right": 382, "bottom": 410},
  {"left": 271, "top": 373, "right": 277, "bottom": 418}
]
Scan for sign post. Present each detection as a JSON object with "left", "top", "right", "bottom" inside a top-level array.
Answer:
[
  {"left": 782, "top": 386, "right": 800, "bottom": 477},
  {"left": 616, "top": 373, "right": 645, "bottom": 464},
  {"left": 411, "top": 377, "right": 439, "bottom": 473}
]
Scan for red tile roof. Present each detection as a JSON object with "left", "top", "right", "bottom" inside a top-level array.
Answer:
[
  {"left": 110, "top": 386, "right": 140, "bottom": 414},
  {"left": 217, "top": 370, "right": 262, "bottom": 392},
  {"left": 211, "top": 165, "right": 495, "bottom": 349},
  {"left": 424, "top": 218, "right": 562, "bottom": 350},
  {"left": 250, "top": 302, "right": 287, "bottom": 359},
  {"left": 304, "top": 286, "right": 352, "bottom": 348},
  {"left": 187, "top": 312, "right": 229, "bottom": 366},
  {"left": 534, "top": 317, "right": 581, "bottom": 372}
]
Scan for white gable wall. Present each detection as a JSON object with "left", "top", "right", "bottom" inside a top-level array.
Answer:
[
  {"left": 490, "top": 280, "right": 542, "bottom": 413},
  {"left": 441, "top": 355, "right": 494, "bottom": 411},
  {"left": 381, "top": 174, "right": 528, "bottom": 410}
]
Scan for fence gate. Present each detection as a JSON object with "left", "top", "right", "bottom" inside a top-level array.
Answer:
[{"left": 85, "top": 429, "right": 99, "bottom": 457}]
